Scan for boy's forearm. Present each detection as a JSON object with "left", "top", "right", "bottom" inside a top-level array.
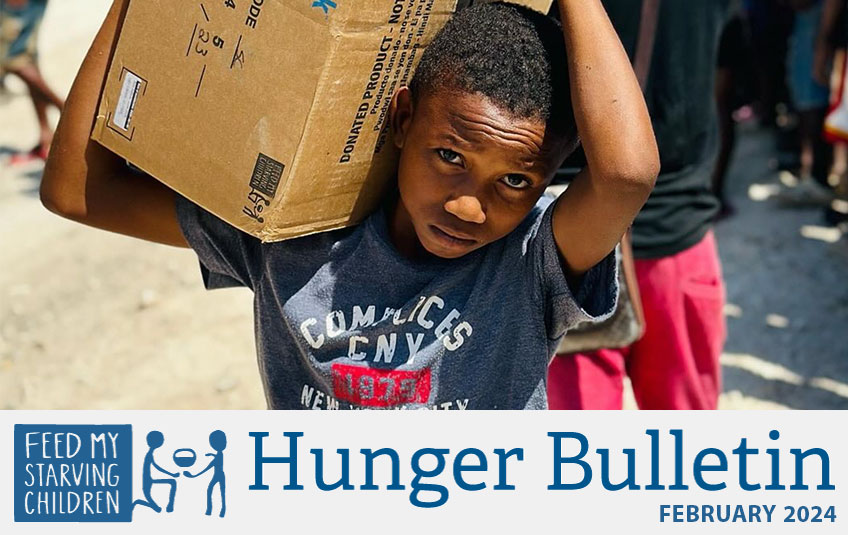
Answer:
[
  {"left": 548, "top": 0, "right": 658, "bottom": 276},
  {"left": 41, "top": 0, "right": 129, "bottom": 218},
  {"left": 556, "top": 0, "right": 659, "bottom": 189}
]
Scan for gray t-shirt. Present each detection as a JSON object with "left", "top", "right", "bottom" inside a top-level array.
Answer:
[{"left": 176, "top": 194, "right": 617, "bottom": 410}]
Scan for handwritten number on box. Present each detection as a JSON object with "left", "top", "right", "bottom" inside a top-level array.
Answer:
[
  {"left": 231, "top": 35, "right": 245, "bottom": 69},
  {"left": 195, "top": 28, "right": 210, "bottom": 56}
]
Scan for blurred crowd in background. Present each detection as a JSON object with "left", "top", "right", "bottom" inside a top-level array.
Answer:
[{"left": 714, "top": 0, "right": 848, "bottom": 225}]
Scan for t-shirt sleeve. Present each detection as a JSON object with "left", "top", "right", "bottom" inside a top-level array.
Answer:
[
  {"left": 528, "top": 196, "right": 619, "bottom": 339},
  {"left": 175, "top": 195, "right": 265, "bottom": 291}
]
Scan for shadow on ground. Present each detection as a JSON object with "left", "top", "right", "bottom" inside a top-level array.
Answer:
[{"left": 715, "top": 126, "right": 848, "bottom": 409}]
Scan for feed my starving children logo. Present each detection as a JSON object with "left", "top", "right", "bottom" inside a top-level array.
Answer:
[
  {"left": 9, "top": 422, "right": 842, "bottom": 527},
  {"left": 13, "top": 425, "right": 227, "bottom": 522}
]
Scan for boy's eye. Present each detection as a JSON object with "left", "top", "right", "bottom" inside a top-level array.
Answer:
[
  {"left": 436, "top": 148, "right": 463, "bottom": 165},
  {"left": 501, "top": 174, "right": 532, "bottom": 190}
]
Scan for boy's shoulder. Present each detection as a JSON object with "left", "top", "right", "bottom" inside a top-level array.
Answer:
[
  {"left": 527, "top": 193, "right": 556, "bottom": 226},
  {"left": 505, "top": 193, "right": 558, "bottom": 252}
]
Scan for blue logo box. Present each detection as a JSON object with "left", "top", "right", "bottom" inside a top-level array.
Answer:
[{"left": 14, "top": 424, "right": 132, "bottom": 522}]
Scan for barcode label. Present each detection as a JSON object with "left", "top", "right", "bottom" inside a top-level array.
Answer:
[{"left": 113, "top": 71, "right": 143, "bottom": 132}]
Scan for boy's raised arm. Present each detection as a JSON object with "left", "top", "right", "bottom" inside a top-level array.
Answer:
[
  {"left": 551, "top": 0, "right": 659, "bottom": 276},
  {"left": 40, "top": 0, "right": 188, "bottom": 247}
]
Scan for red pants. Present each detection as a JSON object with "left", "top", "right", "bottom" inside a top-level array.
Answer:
[{"left": 547, "top": 231, "right": 726, "bottom": 410}]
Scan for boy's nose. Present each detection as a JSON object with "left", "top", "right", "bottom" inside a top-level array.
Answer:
[{"left": 444, "top": 195, "right": 486, "bottom": 225}]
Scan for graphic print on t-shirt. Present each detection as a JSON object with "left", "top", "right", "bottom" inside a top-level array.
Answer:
[
  {"left": 331, "top": 363, "right": 432, "bottom": 407},
  {"left": 296, "top": 294, "right": 473, "bottom": 408}
]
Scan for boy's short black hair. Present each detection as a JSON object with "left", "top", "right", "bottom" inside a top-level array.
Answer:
[{"left": 409, "top": 2, "right": 575, "bottom": 141}]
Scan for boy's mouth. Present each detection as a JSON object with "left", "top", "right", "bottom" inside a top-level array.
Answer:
[{"left": 428, "top": 224, "right": 479, "bottom": 250}]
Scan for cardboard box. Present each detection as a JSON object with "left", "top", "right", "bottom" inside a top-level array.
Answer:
[{"left": 93, "top": 0, "right": 553, "bottom": 241}]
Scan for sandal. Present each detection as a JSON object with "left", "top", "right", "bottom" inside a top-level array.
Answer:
[{"left": 8, "top": 144, "right": 49, "bottom": 166}]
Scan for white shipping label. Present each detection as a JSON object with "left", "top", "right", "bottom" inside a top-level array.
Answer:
[{"left": 112, "top": 71, "right": 143, "bottom": 132}]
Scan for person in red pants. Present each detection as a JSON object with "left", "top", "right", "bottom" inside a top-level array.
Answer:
[
  {"left": 548, "top": 232, "right": 726, "bottom": 409},
  {"left": 548, "top": 0, "right": 730, "bottom": 410}
]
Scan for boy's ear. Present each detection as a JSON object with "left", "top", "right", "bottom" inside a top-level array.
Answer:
[{"left": 389, "top": 86, "right": 414, "bottom": 149}]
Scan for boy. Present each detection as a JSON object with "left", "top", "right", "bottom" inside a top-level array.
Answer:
[{"left": 40, "top": 0, "right": 658, "bottom": 409}]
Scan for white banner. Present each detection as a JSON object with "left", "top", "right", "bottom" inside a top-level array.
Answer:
[{"left": 1, "top": 411, "right": 845, "bottom": 533}]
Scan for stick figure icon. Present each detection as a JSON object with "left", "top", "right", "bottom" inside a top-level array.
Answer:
[
  {"left": 183, "top": 430, "right": 227, "bottom": 518},
  {"left": 132, "top": 431, "right": 180, "bottom": 514}
]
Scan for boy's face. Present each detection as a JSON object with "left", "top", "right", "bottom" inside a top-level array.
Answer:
[{"left": 390, "top": 87, "right": 568, "bottom": 259}]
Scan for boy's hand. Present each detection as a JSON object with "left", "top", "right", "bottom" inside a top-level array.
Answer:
[
  {"left": 552, "top": 0, "right": 659, "bottom": 277},
  {"left": 40, "top": 0, "right": 188, "bottom": 247}
]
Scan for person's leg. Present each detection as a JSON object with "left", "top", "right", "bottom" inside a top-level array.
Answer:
[
  {"left": 9, "top": 81, "right": 54, "bottom": 163},
  {"left": 713, "top": 65, "right": 736, "bottom": 217},
  {"left": 141, "top": 485, "right": 161, "bottom": 513},
  {"left": 165, "top": 480, "right": 176, "bottom": 512},
  {"left": 547, "top": 347, "right": 628, "bottom": 410},
  {"left": 219, "top": 477, "right": 226, "bottom": 517},
  {"left": 131, "top": 498, "right": 156, "bottom": 512},
  {"left": 797, "top": 111, "right": 816, "bottom": 178},
  {"left": 777, "top": 106, "right": 837, "bottom": 205},
  {"left": 799, "top": 107, "right": 833, "bottom": 185},
  {"left": 786, "top": 6, "right": 833, "bottom": 189},
  {"left": 7, "top": 64, "right": 60, "bottom": 162},
  {"left": 626, "top": 232, "right": 726, "bottom": 409},
  {"left": 205, "top": 480, "right": 214, "bottom": 515},
  {"left": 8, "top": 62, "right": 63, "bottom": 109},
  {"left": 4, "top": 1, "right": 57, "bottom": 109},
  {"left": 714, "top": 15, "right": 752, "bottom": 218},
  {"left": 29, "top": 86, "right": 51, "bottom": 146},
  {"left": 4, "top": 1, "right": 62, "bottom": 160},
  {"left": 810, "top": 108, "right": 834, "bottom": 186},
  {"left": 150, "top": 479, "right": 174, "bottom": 513}
]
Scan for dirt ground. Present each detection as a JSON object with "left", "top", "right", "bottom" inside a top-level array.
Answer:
[{"left": 1, "top": 1, "right": 846, "bottom": 409}]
